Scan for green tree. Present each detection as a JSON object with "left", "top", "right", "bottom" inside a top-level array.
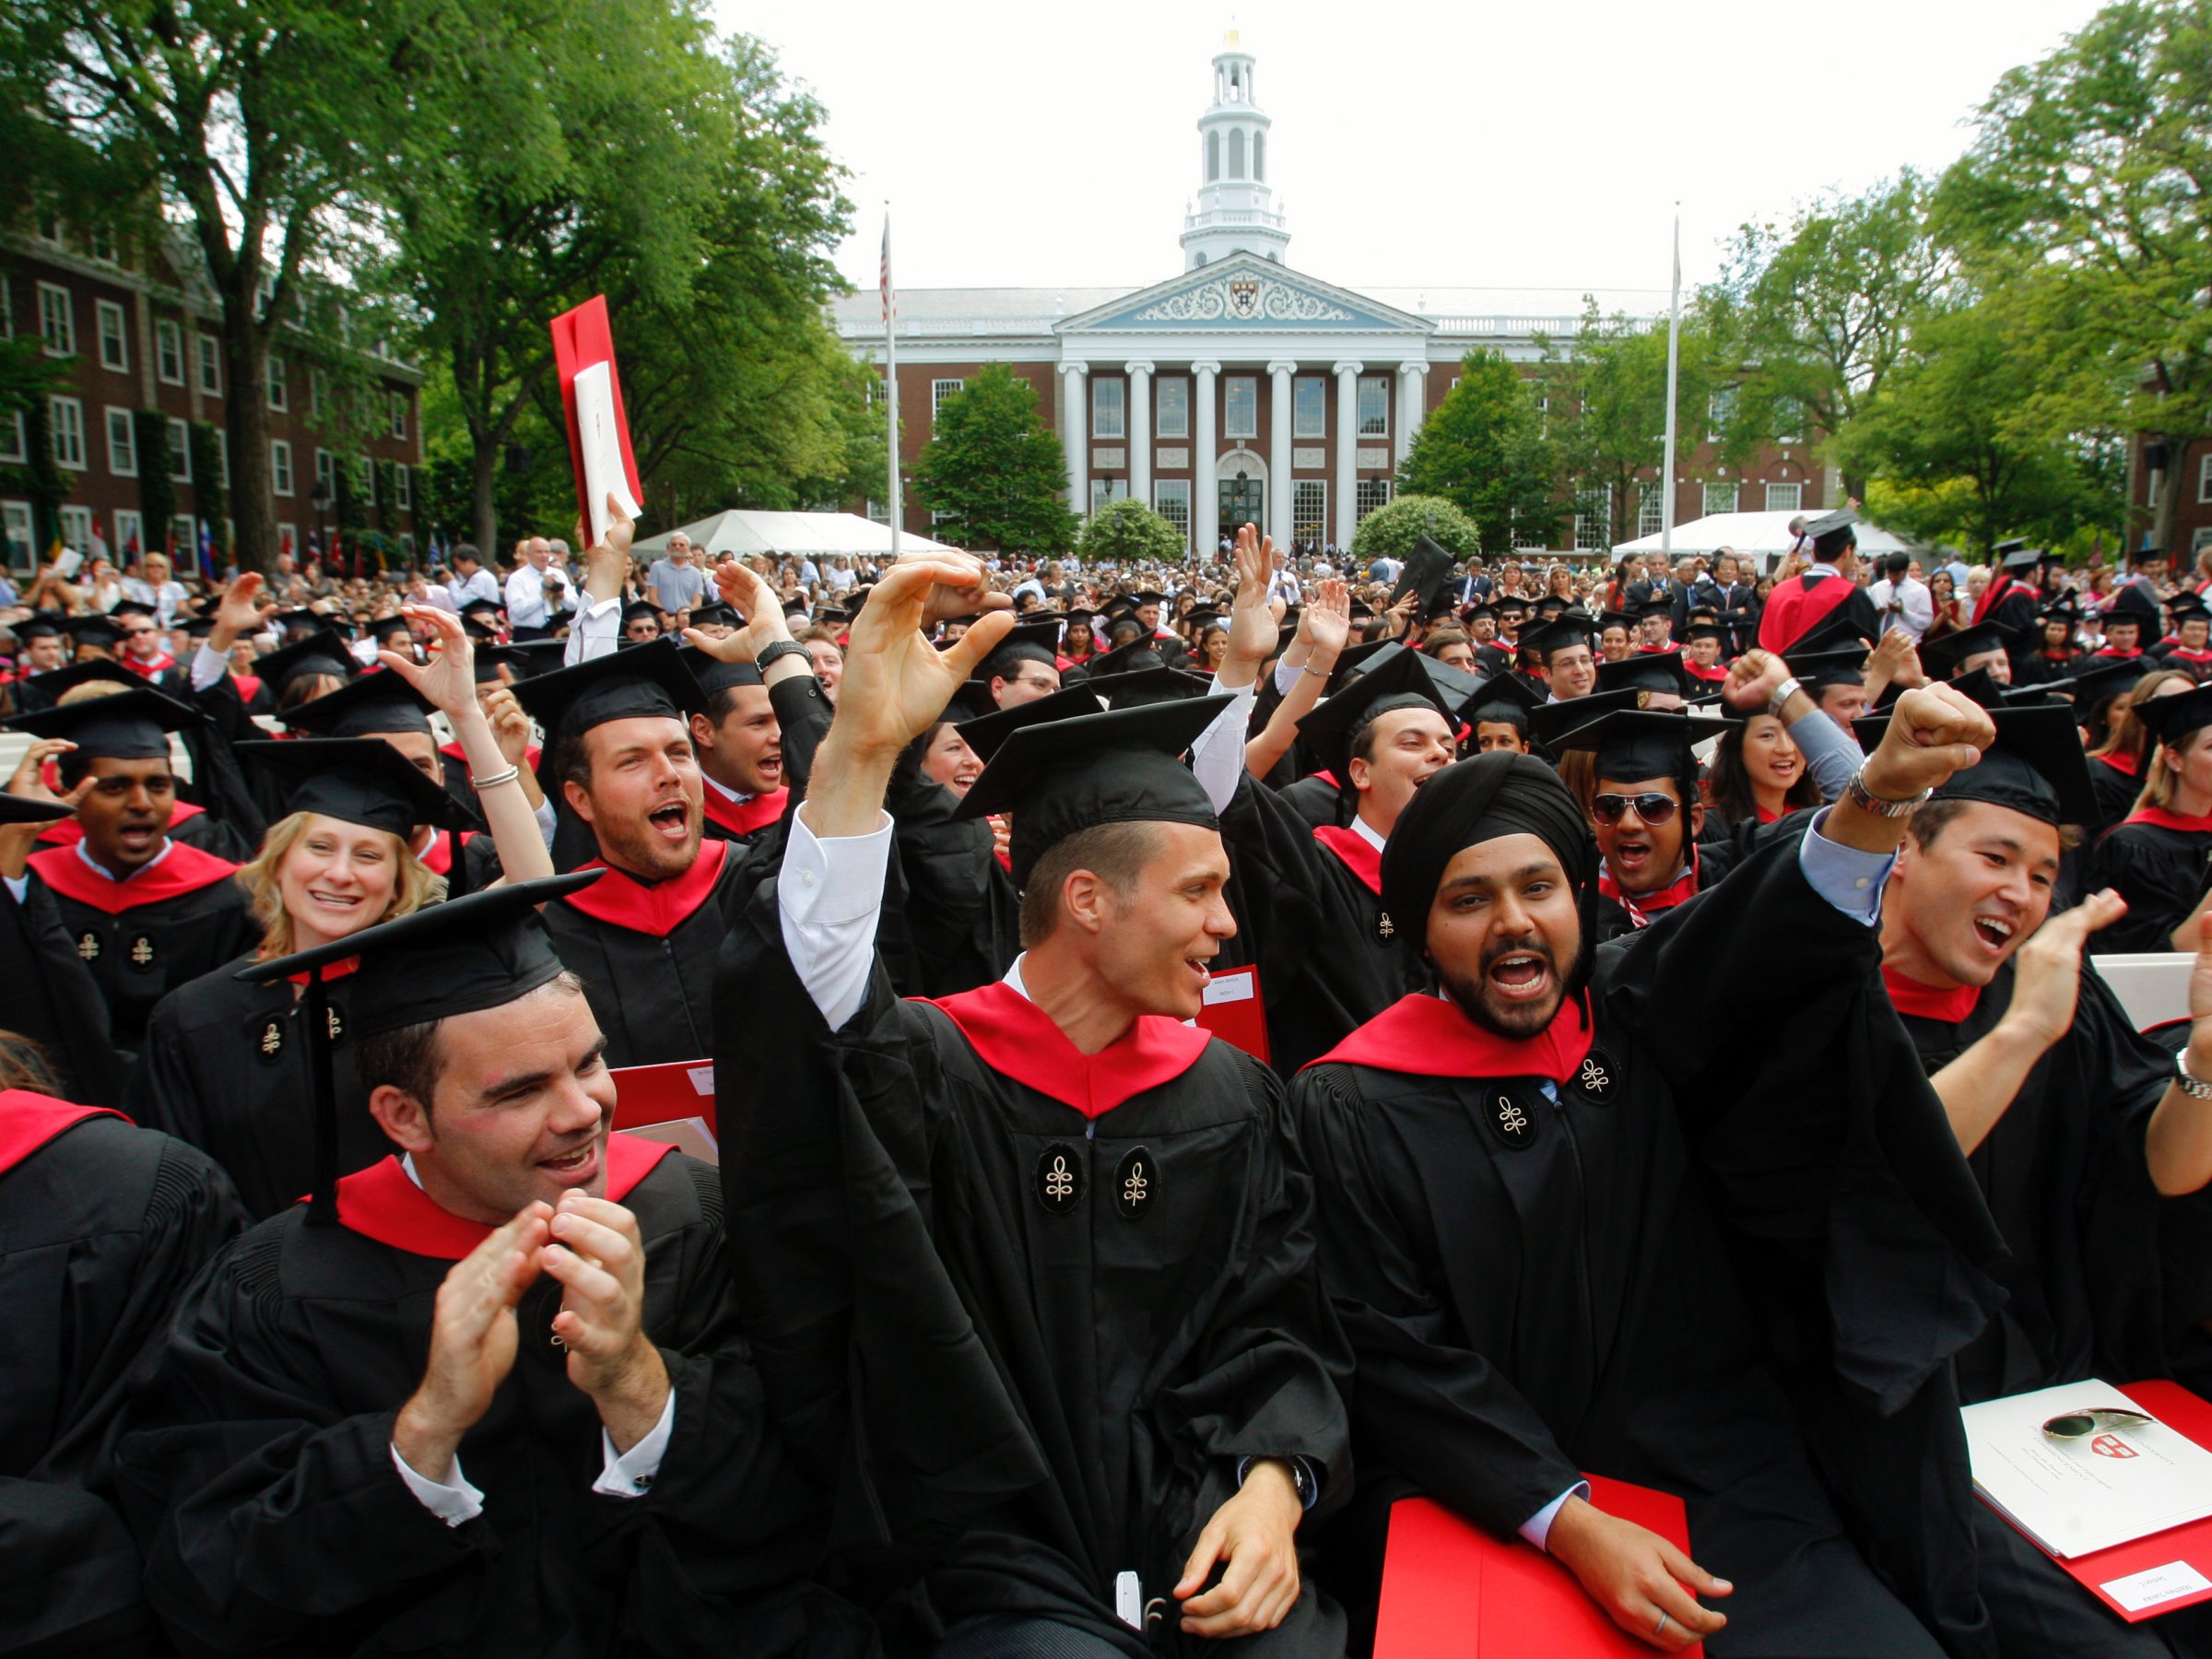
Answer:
[
  {"left": 1540, "top": 307, "right": 1712, "bottom": 550},
  {"left": 1396, "top": 349, "right": 1559, "bottom": 553},
  {"left": 1078, "top": 497, "right": 1185, "bottom": 565},
  {"left": 1934, "top": 0, "right": 2212, "bottom": 551},
  {"left": 3, "top": 0, "right": 447, "bottom": 571},
  {"left": 1348, "top": 494, "right": 1480, "bottom": 566},
  {"left": 132, "top": 411, "right": 175, "bottom": 552},
  {"left": 911, "top": 366, "right": 1078, "bottom": 552},
  {"left": 188, "top": 422, "right": 229, "bottom": 563},
  {"left": 1833, "top": 296, "right": 2124, "bottom": 557},
  {"left": 1706, "top": 172, "right": 1955, "bottom": 497},
  {"left": 0, "top": 337, "right": 72, "bottom": 552}
]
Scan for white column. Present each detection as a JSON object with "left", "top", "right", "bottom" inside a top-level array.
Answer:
[
  {"left": 1125, "top": 359, "right": 1154, "bottom": 513},
  {"left": 1267, "top": 359, "right": 1296, "bottom": 547},
  {"left": 1396, "top": 360, "right": 1428, "bottom": 467},
  {"left": 1193, "top": 359, "right": 1221, "bottom": 558},
  {"left": 1060, "top": 361, "right": 1088, "bottom": 516},
  {"left": 1333, "top": 359, "right": 1363, "bottom": 554}
]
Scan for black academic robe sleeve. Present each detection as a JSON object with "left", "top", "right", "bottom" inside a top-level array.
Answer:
[
  {"left": 2088, "top": 823, "right": 2212, "bottom": 952},
  {"left": 0, "top": 877, "right": 125, "bottom": 1107},
  {"left": 883, "top": 768, "right": 1019, "bottom": 999}
]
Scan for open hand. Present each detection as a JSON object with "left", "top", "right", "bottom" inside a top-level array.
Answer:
[
  {"left": 831, "top": 559, "right": 1013, "bottom": 757},
  {"left": 1173, "top": 1460, "right": 1304, "bottom": 1638},
  {"left": 2006, "top": 888, "right": 2126, "bottom": 1048},
  {"left": 380, "top": 605, "right": 477, "bottom": 718},
  {"left": 686, "top": 560, "right": 793, "bottom": 664}
]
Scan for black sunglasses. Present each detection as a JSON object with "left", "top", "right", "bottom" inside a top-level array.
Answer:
[{"left": 1591, "top": 791, "right": 1679, "bottom": 826}]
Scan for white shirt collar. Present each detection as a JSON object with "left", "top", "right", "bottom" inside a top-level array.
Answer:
[
  {"left": 700, "top": 771, "right": 752, "bottom": 806},
  {"left": 1001, "top": 951, "right": 1031, "bottom": 1002},
  {"left": 75, "top": 837, "right": 173, "bottom": 883},
  {"left": 1349, "top": 814, "right": 1387, "bottom": 854}
]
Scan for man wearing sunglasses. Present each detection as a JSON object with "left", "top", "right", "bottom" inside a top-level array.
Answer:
[
  {"left": 1294, "top": 683, "right": 2008, "bottom": 1656},
  {"left": 1550, "top": 710, "right": 1704, "bottom": 939}
]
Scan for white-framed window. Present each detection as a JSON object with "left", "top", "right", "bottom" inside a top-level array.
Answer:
[
  {"left": 113, "top": 510, "right": 143, "bottom": 557},
  {"left": 59, "top": 504, "right": 92, "bottom": 554},
  {"left": 1357, "top": 375, "right": 1390, "bottom": 438},
  {"left": 308, "top": 368, "right": 325, "bottom": 418},
  {"left": 394, "top": 463, "right": 411, "bottom": 510},
  {"left": 0, "top": 276, "right": 11, "bottom": 338},
  {"left": 95, "top": 300, "right": 128, "bottom": 371},
  {"left": 213, "top": 428, "right": 229, "bottom": 487},
  {"left": 1293, "top": 376, "right": 1326, "bottom": 439},
  {"left": 271, "top": 439, "right": 294, "bottom": 496},
  {"left": 1223, "top": 376, "right": 1257, "bottom": 441},
  {"left": 1512, "top": 513, "right": 1548, "bottom": 553},
  {"left": 1774, "top": 397, "right": 1806, "bottom": 444},
  {"left": 1293, "top": 480, "right": 1328, "bottom": 547},
  {"left": 35, "top": 213, "right": 62, "bottom": 247},
  {"left": 1638, "top": 481, "right": 1665, "bottom": 538},
  {"left": 1764, "top": 481, "right": 1803, "bottom": 513},
  {"left": 1155, "top": 377, "right": 1189, "bottom": 440},
  {"left": 1708, "top": 386, "right": 1738, "bottom": 430},
  {"left": 1356, "top": 477, "right": 1393, "bottom": 522},
  {"left": 1573, "top": 484, "right": 1612, "bottom": 552},
  {"left": 266, "top": 356, "right": 288, "bottom": 411},
  {"left": 2199, "top": 453, "right": 2212, "bottom": 504},
  {"left": 170, "top": 514, "right": 194, "bottom": 554},
  {"left": 1091, "top": 377, "right": 1125, "bottom": 441},
  {"left": 0, "top": 408, "right": 23, "bottom": 465},
  {"left": 1089, "top": 477, "right": 1128, "bottom": 516},
  {"left": 2194, "top": 524, "right": 2212, "bottom": 558},
  {"left": 86, "top": 227, "right": 118, "bottom": 265},
  {"left": 37, "top": 283, "right": 75, "bottom": 357},
  {"left": 1154, "top": 478, "right": 1192, "bottom": 543},
  {"left": 390, "top": 392, "right": 407, "bottom": 441},
  {"left": 358, "top": 455, "right": 375, "bottom": 505},
  {"left": 155, "top": 319, "right": 184, "bottom": 384},
  {"left": 50, "top": 396, "right": 86, "bottom": 470},
  {"left": 314, "top": 447, "right": 335, "bottom": 497},
  {"left": 196, "top": 333, "right": 221, "bottom": 394},
  {"left": 865, "top": 499, "right": 889, "bottom": 525},
  {"left": 1702, "top": 480, "right": 1739, "bottom": 516},
  {"left": 104, "top": 406, "right": 136, "bottom": 477},
  {"left": 930, "top": 379, "right": 963, "bottom": 422},
  {"left": 2, "top": 501, "right": 35, "bottom": 571},
  {"left": 168, "top": 418, "right": 192, "bottom": 482}
]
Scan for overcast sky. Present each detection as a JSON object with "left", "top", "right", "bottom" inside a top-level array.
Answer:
[{"left": 715, "top": 0, "right": 2096, "bottom": 305}]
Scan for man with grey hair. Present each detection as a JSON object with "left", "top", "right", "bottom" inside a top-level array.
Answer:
[
  {"left": 648, "top": 534, "right": 706, "bottom": 617},
  {"left": 504, "top": 536, "right": 571, "bottom": 641}
]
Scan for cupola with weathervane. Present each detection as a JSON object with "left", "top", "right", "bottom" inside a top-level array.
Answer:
[{"left": 1181, "top": 29, "right": 1291, "bottom": 272}]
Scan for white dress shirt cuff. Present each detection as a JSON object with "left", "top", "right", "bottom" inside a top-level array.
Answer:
[
  {"left": 592, "top": 1387, "right": 676, "bottom": 1500},
  {"left": 532, "top": 796, "right": 558, "bottom": 845},
  {"left": 393, "top": 1444, "right": 485, "bottom": 1527},
  {"left": 1272, "top": 655, "right": 1302, "bottom": 697},
  {"left": 1519, "top": 1481, "right": 1590, "bottom": 1552},
  {"left": 564, "top": 594, "right": 622, "bottom": 667},
  {"left": 190, "top": 642, "right": 230, "bottom": 692},
  {"left": 1189, "top": 681, "right": 1258, "bottom": 814},
  {"left": 1798, "top": 807, "right": 1897, "bottom": 927},
  {"left": 778, "top": 806, "right": 895, "bottom": 1029}
]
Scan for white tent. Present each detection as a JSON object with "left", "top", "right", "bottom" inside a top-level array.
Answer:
[
  {"left": 630, "top": 510, "right": 960, "bottom": 562},
  {"left": 1612, "top": 510, "right": 1917, "bottom": 573}
]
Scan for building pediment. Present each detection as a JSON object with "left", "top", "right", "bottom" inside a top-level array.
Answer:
[{"left": 1057, "top": 255, "right": 1430, "bottom": 335}]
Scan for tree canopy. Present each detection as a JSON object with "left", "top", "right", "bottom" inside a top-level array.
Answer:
[
  {"left": 1396, "top": 350, "right": 1559, "bottom": 554},
  {"left": 911, "top": 366, "right": 1078, "bottom": 553}
]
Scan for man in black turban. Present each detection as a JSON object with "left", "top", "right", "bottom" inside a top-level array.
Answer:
[{"left": 1294, "top": 687, "right": 2021, "bottom": 1656}]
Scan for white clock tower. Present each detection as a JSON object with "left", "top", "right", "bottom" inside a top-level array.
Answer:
[{"left": 1179, "top": 30, "right": 1292, "bottom": 271}]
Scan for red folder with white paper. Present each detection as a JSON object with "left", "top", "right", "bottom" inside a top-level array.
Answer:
[
  {"left": 609, "top": 1059, "right": 717, "bottom": 1165},
  {"left": 548, "top": 296, "right": 645, "bottom": 547},
  {"left": 1194, "top": 964, "right": 1268, "bottom": 1063},
  {"left": 1374, "top": 1480, "right": 1703, "bottom": 1657}
]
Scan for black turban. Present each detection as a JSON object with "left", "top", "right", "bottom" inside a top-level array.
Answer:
[{"left": 1380, "top": 753, "right": 1600, "bottom": 1004}]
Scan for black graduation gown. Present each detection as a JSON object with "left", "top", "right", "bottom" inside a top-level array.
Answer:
[
  {"left": 1297, "top": 842, "right": 2008, "bottom": 1656},
  {"left": 1, "top": 1099, "right": 246, "bottom": 1658},
  {"left": 543, "top": 838, "right": 758, "bottom": 1066},
  {"left": 1217, "top": 775, "right": 1427, "bottom": 1077},
  {"left": 715, "top": 890, "right": 1353, "bottom": 1656},
  {"left": 26, "top": 841, "right": 254, "bottom": 1054},
  {"left": 127, "top": 955, "right": 391, "bottom": 1220},
  {"left": 2089, "top": 754, "right": 2144, "bottom": 833},
  {"left": 0, "top": 873, "right": 125, "bottom": 1106},
  {"left": 2013, "top": 651, "right": 2084, "bottom": 689},
  {"left": 118, "top": 1147, "right": 869, "bottom": 1658},
  {"left": 2087, "top": 818, "right": 2212, "bottom": 952},
  {"left": 882, "top": 768, "right": 1019, "bottom": 999}
]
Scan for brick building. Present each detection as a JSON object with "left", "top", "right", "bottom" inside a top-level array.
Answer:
[
  {"left": 836, "top": 32, "right": 1828, "bottom": 559},
  {"left": 2135, "top": 436, "right": 2212, "bottom": 570},
  {"left": 2, "top": 218, "right": 423, "bottom": 576}
]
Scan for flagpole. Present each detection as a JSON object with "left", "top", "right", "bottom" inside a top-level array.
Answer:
[
  {"left": 1660, "top": 205, "right": 1681, "bottom": 565},
  {"left": 882, "top": 205, "right": 902, "bottom": 564},
  {"left": 1663, "top": 205, "right": 1672, "bottom": 571}
]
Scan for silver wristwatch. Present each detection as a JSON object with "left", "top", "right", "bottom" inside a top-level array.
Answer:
[
  {"left": 1845, "top": 768, "right": 1932, "bottom": 818},
  {"left": 2175, "top": 1047, "right": 2212, "bottom": 1101},
  {"left": 1767, "top": 675, "right": 1803, "bottom": 718}
]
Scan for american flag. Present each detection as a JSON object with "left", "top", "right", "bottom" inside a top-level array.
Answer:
[{"left": 879, "top": 216, "right": 895, "bottom": 325}]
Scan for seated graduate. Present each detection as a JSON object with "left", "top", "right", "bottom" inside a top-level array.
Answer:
[
  {"left": 1292, "top": 685, "right": 2016, "bottom": 1656},
  {"left": 0, "top": 1030, "right": 245, "bottom": 1658},
  {"left": 121, "top": 877, "right": 865, "bottom": 1657},
  {"left": 716, "top": 555, "right": 1351, "bottom": 1655},
  {"left": 2088, "top": 683, "right": 2212, "bottom": 953},
  {"left": 1872, "top": 702, "right": 2212, "bottom": 1659},
  {"left": 2, "top": 687, "right": 253, "bottom": 1054},
  {"left": 0, "top": 785, "right": 125, "bottom": 1104}
]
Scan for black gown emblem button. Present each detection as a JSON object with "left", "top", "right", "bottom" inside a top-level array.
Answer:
[
  {"left": 76, "top": 931, "right": 100, "bottom": 961},
  {"left": 1574, "top": 1051, "right": 1618, "bottom": 1105},
  {"left": 1115, "top": 1148, "right": 1155, "bottom": 1221},
  {"left": 1488, "top": 1091, "right": 1535, "bottom": 1149},
  {"left": 324, "top": 1005, "right": 345, "bottom": 1042},
  {"left": 1035, "top": 1144, "right": 1084, "bottom": 1214},
  {"left": 256, "top": 1019, "right": 284, "bottom": 1063},
  {"left": 127, "top": 934, "right": 157, "bottom": 970}
]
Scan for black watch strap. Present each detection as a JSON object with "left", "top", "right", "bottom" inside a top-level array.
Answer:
[{"left": 757, "top": 639, "right": 812, "bottom": 672}]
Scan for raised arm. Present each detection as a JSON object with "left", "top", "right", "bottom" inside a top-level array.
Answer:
[{"left": 1247, "top": 579, "right": 1348, "bottom": 780}]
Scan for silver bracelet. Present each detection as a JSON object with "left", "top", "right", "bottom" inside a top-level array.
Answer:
[
  {"left": 1844, "top": 767, "right": 1931, "bottom": 818},
  {"left": 2176, "top": 1047, "right": 2212, "bottom": 1101},
  {"left": 1768, "top": 676, "right": 1803, "bottom": 718},
  {"left": 1300, "top": 663, "right": 1328, "bottom": 678},
  {"left": 470, "top": 764, "right": 522, "bottom": 792}
]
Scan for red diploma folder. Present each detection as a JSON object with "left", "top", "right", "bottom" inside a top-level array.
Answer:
[
  {"left": 547, "top": 295, "right": 644, "bottom": 540},
  {"left": 1985, "top": 1381, "right": 2212, "bottom": 1622},
  {"left": 1194, "top": 965, "right": 1269, "bottom": 1063},
  {"left": 608, "top": 1060, "right": 717, "bottom": 1163},
  {"left": 1374, "top": 1481, "right": 1704, "bottom": 1657}
]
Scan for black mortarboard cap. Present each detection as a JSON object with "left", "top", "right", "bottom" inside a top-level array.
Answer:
[
  {"left": 1596, "top": 650, "right": 1700, "bottom": 699},
  {"left": 954, "top": 698, "right": 1230, "bottom": 885},
  {"left": 621, "top": 600, "right": 663, "bottom": 629},
  {"left": 1853, "top": 704, "right": 2093, "bottom": 829},
  {"left": 2169, "top": 593, "right": 2211, "bottom": 621},
  {"left": 238, "top": 738, "right": 479, "bottom": 836},
  {"left": 1470, "top": 671, "right": 1549, "bottom": 720},
  {"left": 1805, "top": 507, "right": 1858, "bottom": 557},
  {"left": 2040, "top": 594, "right": 2082, "bottom": 623},
  {"left": 459, "top": 597, "right": 503, "bottom": 621},
  {"left": 1786, "top": 644, "right": 1873, "bottom": 693},
  {"left": 254, "top": 629, "right": 357, "bottom": 692},
  {"left": 2000, "top": 546, "right": 2048, "bottom": 573},
  {"left": 1523, "top": 615, "right": 1600, "bottom": 662},
  {"left": 0, "top": 793, "right": 74, "bottom": 827},
  {"left": 1348, "top": 641, "right": 1485, "bottom": 715},
  {"left": 1530, "top": 688, "right": 1649, "bottom": 749},
  {"left": 1299, "top": 648, "right": 1456, "bottom": 788},
  {"left": 2037, "top": 657, "right": 2150, "bottom": 726},
  {"left": 674, "top": 643, "right": 761, "bottom": 697},
  {"left": 366, "top": 615, "right": 415, "bottom": 647},
  {"left": 1128, "top": 590, "right": 1168, "bottom": 608},
  {"left": 1633, "top": 597, "right": 1676, "bottom": 622},
  {"left": 2105, "top": 583, "right": 2162, "bottom": 625},
  {"left": 493, "top": 640, "right": 568, "bottom": 679},
  {"left": 1072, "top": 636, "right": 1167, "bottom": 681},
  {"left": 1390, "top": 535, "right": 1457, "bottom": 618},
  {"left": 110, "top": 599, "right": 157, "bottom": 623},
  {"left": 16, "top": 618, "right": 60, "bottom": 642},
  {"left": 690, "top": 599, "right": 740, "bottom": 629},
  {"left": 1681, "top": 621, "right": 1727, "bottom": 646},
  {"left": 1086, "top": 665, "right": 1216, "bottom": 710},
  {"left": 957, "top": 684, "right": 1112, "bottom": 761},
  {"left": 2, "top": 684, "right": 204, "bottom": 756},
  {"left": 1497, "top": 594, "right": 1529, "bottom": 616},
  {"left": 9, "top": 657, "right": 150, "bottom": 703},
  {"left": 238, "top": 870, "right": 605, "bottom": 1219},
  {"left": 1919, "top": 622, "right": 2014, "bottom": 680},
  {"left": 510, "top": 637, "right": 704, "bottom": 743},
  {"left": 182, "top": 616, "right": 218, "bottom": 640},
  {"left": 2130, "top": 681, "right": 2212, "bottom": 750},
  {"left": 280, "top": 668, "right": 436, "bottom": 738},
  {"left": 976, "top": 619, "right": 1065, "bottom": 677},
  {"left": 1533, "top": 595, "right": 1571, "bottom": 619},
  {"left": 66, "top": 615, "right": 125, "bottom": 652},
  {"left": 1789, "top": 610, "right": 1876, "bottom": 657},
  {"left": 1596, "top": 609, "right": 1639, "bottom": 634},
  {"left": 1550, "top": 707, "right": 1700, "bottom": 786}
]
